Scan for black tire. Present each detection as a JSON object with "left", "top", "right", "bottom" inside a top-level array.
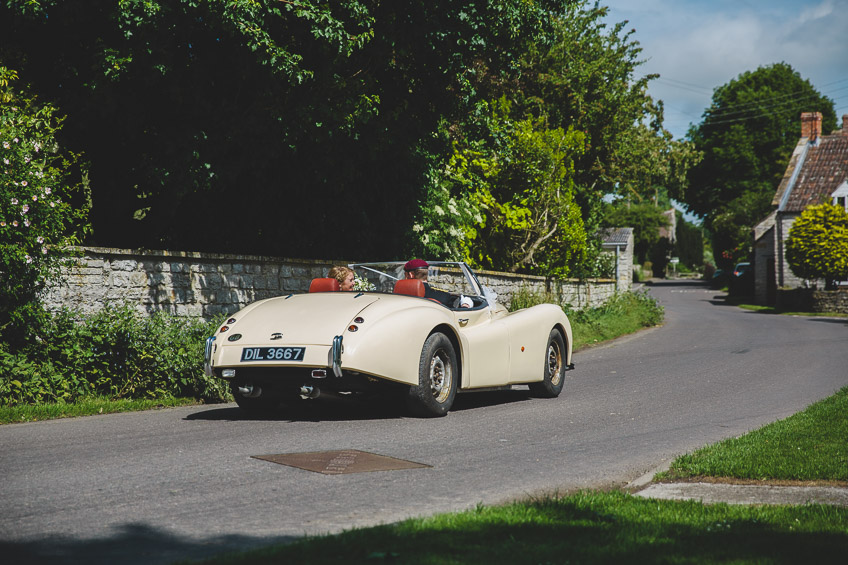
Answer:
[
  {"left": 528, "top": 329, "right": 566, "bottom": 398},
  {"left": 230, "top": 382, "right": 280, "bottom": 412},
  {"left": 407, "top": 332, "right": 458, "bottom": 417}
]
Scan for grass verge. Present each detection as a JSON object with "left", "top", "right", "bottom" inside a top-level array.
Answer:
[
  {"left": 724, "top": 296, "right": 848, "bottom": 317},
  {"left": 188, "top": 490, "right": 848, "bottom": 565},
  {"left": 509, "top": 288, "right": 664, "bottom": 351},
  {"left": 657, "top": 386, "right": 848, "bottom": 484},
  {"left": 0, "top": 396, "right": 199, "bottom": 424},
  {"left": 736, "top": 303, "right": 848, "bottom": 317}
]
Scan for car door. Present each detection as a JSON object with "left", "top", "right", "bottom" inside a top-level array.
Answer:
[{"left": 456, "top": 307, "right": 511, "bottom": 388}]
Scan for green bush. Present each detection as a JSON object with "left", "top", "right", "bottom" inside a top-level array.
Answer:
[
  {"left": 0, "top": 66, "right": 89, "bottom": 338},
  {"left": 0, "top": 304, "right": 229, "bottom": 406},
  {"left": 507, "top": 287, "right": 664, "bottom": 350},
  {"left": 785, "top": 203, "right": 848, "bottom": 289}
]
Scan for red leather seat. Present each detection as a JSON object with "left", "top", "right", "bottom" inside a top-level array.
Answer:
[
  {"left": 393, "top": 279, "right": 425, "bottom": 297},
  {"left": 309, "top": 278, "right": 340, "bottom": 292}
]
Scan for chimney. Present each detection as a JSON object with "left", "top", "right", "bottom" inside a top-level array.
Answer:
[
  {"left": 843, "top": 114, "right": 848, "bottom": 135},
  {"left": 800, "top": 112, "right": 822, "bottom": 140}
]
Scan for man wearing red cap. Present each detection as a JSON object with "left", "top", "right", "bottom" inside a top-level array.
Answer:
[{"left": 403, "top": 260, "right": 470, "bottom": 307}]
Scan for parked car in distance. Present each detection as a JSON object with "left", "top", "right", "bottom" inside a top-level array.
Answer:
[
  {"left": 204, "top": 261, "right": 574, "bottom": 417},
  {"left": 729, "top": 262, "right": 753, "bottom": 296},
  {"left": 710, "top": 268, "right": 728, "bottom": 289}
]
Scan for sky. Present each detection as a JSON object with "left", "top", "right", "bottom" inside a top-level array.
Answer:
[{"left": 601, "top": 0, "right": 848, "bottom": 140}]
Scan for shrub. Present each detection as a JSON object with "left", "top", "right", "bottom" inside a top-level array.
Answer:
[
  {"left": 0, "top": 304, "right": 229, "bottom": 406},
  {"left": 785, "top": 203, "right": 848, "bottom": 289},
  {"left": 0, "top": 66, "right": 89, "bottom": 339}
]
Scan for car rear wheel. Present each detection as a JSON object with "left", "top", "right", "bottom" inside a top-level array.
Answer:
[
  {"left": 230, "top": 382, "right": 281, "bottom": 412},
  {"left": 407, "top": 332, "right": 457, "bottom": 417},
  {"left": 528, "top": 329, "right": 566, "bottom": 398}
]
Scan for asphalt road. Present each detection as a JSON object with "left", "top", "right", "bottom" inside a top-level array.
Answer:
[{"left": 2, "top": 281, "right": 847, "bottom": 565}]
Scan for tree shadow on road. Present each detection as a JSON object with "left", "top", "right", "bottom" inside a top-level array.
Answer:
[{"left": 0, "top": 522, "right": 295, "bottom": 565}]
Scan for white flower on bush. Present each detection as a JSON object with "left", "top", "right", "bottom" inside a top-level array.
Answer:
[
  {"left": 2, "top": 141, "right": 9, "bottom": 149},
  {"left": 21, "top": 204, "right": 29, "bottom": 214},
  {"left": 25, "top": 255, "right": 32, "bottom": 264},
  {"left": 9, "top": 198, "right": 16, "bottom": 205},
  {"left": 23, "top": 219, "right": 30, "bottom": 227},
  {"left": 352, "top": 273, "right": 376, "bottom": 291},
  {"left": 32, "top": 195, "right": 37, "bottom": 201},
  {"left": 37, "top": 236, "right": 44, "bottom": 244},
  {"left": 44, "top": 187, "right": 51, "bottom": 194},
  {"left": 21, "top": 180, "right": 28, "bottom": 187},
  {"left": 42, "top": 247, "right": 48, "bottom": 254},
  {"left": 12, "top": 220, "right": 18, "bottom": 227},
  {"left": 0, "top": 221, "right": 6, "bottom": 227}
]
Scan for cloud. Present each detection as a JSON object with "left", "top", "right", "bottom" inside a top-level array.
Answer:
[
  {"left": 602, "top": 0, "right": 848, "bottom": 138},
  {"left": 799, "top": 0, "right": 835, "bottom": 23}
]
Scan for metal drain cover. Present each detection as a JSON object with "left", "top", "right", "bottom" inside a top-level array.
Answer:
[{"left": 252, "top": 449, "right": 431, "bottom": 475}]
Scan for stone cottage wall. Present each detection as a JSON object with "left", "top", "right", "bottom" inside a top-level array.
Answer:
[{"left": 43, "top": 247, "right": 620, "bottom": 319}]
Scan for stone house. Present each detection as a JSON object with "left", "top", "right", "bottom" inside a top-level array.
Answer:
[
  {"left": 752, "top": 112, "right": 848, "bottom": 305},
  {"left": 600, "top": 227, "right": 634, "bottom": 290}
]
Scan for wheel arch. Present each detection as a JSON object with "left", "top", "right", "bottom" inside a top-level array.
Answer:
[
  {"left": 429, "top": 323, "right": 464, "bottom": 389},
  {"left": 552, "top": 322, "right": 572, "bottom": 364}
]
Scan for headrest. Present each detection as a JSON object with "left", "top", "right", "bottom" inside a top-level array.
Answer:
[
  {"left": 309, "top": 278, "right": 340, "bottom": 293},
  {"left": 394, "top": 279, "right": 425, "bottom": 297}
]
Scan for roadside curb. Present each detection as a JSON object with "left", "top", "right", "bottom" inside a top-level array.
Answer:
[
  {"left": 625, "top": 463, "right": 848, "bottom": 507},
  {"left": 633, "top": 482, "right": 848, "bottom": 507}
]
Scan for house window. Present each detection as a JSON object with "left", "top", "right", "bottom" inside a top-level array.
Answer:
[{"left": 832, "top": 179, "right": 848, "bottom": 212}]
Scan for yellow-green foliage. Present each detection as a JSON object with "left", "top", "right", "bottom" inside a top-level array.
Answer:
[{"left": 785, "top": 203, "right": 848, "bottom": 288}]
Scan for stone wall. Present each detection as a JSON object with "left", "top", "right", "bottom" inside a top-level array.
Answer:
[
  {"left": 44, "top": 247, "right": 620, "bottom": 319},
  {"left": 776, "top": 288, "right": 848, "bottom": 314}
]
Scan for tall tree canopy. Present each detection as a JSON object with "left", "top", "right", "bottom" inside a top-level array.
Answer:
[
  {"left": 2, "top": 1, "right": 694, "bottom": 277},
  {"left": 0, "top": 0, "right": 557, "bottom": 260},
  {"left": 410, "top": 2, "right": 695, "bottom": 276},
  {"left": 685, "top": 62, "right": 836, "bottom": 268}
]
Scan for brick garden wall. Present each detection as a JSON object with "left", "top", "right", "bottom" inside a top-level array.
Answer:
[{"left": 43, "top": 247, "right": 621, "bottom": 319}]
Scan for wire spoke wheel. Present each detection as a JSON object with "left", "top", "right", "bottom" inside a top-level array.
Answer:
[
  {"left": 408, "top": 332, "right": 457, "bottom": 417},
  {"left": 529, "top": 329, "right": 566, "bottom": 398},
  {"left": 429, "top": 349, "right": 453, "bottom": 403},
  {"left": 547, "top": 341, "right": 563, "bottom": 387}
]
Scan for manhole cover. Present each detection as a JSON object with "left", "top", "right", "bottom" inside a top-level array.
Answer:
[{"left": 252, "top": 449, "right": 431, "bottom": 475}]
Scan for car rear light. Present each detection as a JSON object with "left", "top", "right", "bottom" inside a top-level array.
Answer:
[
  {"left": 227, "top": 318, "right": 237, "bottom": 324},
  {"left": 348, "top": 325, "right": 358, "bottom": 332},
  {"left": 219, "top": 325, "right": 229, "bottom": 333},
  {"left": 354, "top": 317, "right": 364, "bottom": 324}
]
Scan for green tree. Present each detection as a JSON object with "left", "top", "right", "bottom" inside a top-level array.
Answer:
[
  {"left": 413, "top": 1, "right": 697, "bottom": 278},
  {"left": 0, "top": 0, "right": 556, "bottom": 260},
  {"left": 603, "top": 202, "right": 669, "bottom": 265},
  {"left": 674, "top": 212, "right": 703, "bottom": 270},
  {"left": 413, "top": 99, "right": 587, "bottom": 277},
  {"left": 0, "top": 66, "right": 89, "bottom": 338},
  {"left": 685, "top": 63, "right": 836, "bottom": 269},
  {"left": 513, "top": 4, "right": 698, "bottom": 225},
  {"left": 785, "top": 203, "right": 848, "bottom": 290}
]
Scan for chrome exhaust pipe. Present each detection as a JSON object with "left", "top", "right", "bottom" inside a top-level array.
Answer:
[
  {"left": 238, "top": 384, "right": 262, "bottom": 398},
  {"left": 300, "top": 385, "right": 320, "bottom": 399}
]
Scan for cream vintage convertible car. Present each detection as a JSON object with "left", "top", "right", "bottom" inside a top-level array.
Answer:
[{"left": 204, "top": 261, "right": 574, "bottom": 417}]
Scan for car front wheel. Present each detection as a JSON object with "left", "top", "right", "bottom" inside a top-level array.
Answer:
[
  {"left": 528, "top": 329, "right": 566, "bottom": 398},
  {"left": 407, "top": 332, "right": 457, "bottom": 417}
]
